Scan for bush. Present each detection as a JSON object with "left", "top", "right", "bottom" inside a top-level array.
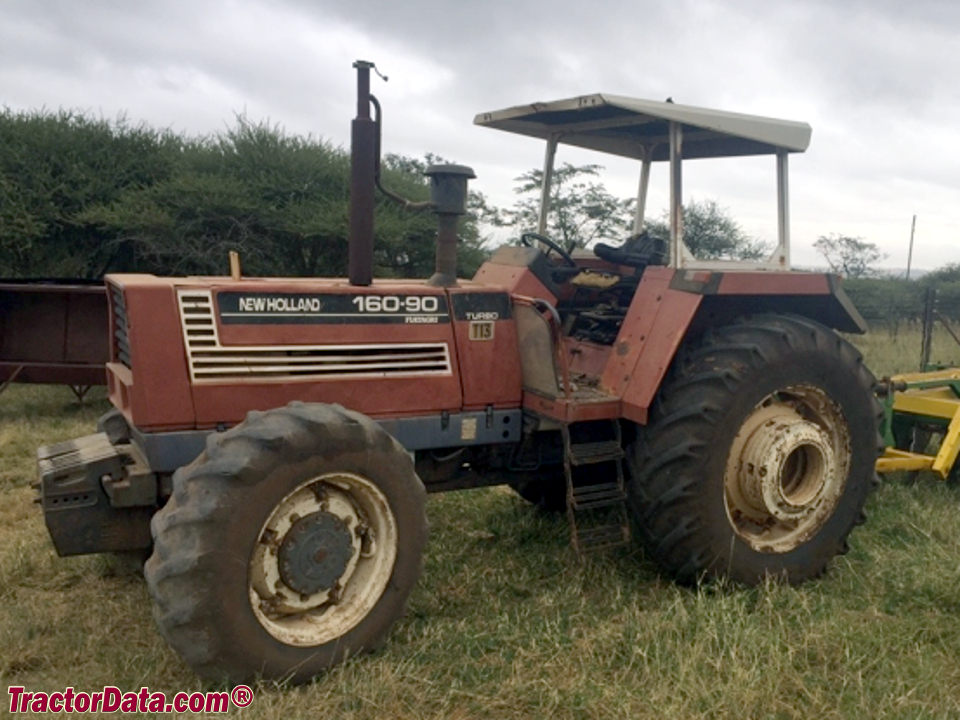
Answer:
[
  {"left": 0, "top": 109, "right": 181, "bottom": 278},
  {"left": 0, "top": 110, "right": 488, "bottom": 280}
]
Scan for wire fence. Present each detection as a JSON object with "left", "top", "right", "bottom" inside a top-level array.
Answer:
[
  {"left": 845, "top": 280, "right": 960, "bottom": 370},
  {"left": 847, "top": 281, "right": 960, "bottom": 325},
  {"left": 918, "top": 287, "right": 960, "bottom": 370}
]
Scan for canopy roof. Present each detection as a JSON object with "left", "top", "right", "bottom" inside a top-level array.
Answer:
[{"left": 474, "top": 93, "right": 811, "bottom": 161}]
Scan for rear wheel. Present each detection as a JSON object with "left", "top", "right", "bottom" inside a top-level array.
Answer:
[
  {"left": 627, "top": 314, "right": 881, "bottom": 585},
  {"left": 144, "top": 403, "right": 427, "bottom": 683}
]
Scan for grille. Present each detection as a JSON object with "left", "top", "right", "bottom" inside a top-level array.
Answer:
[
  {"left": 177, "top": 290, "right": 452, "bottom": 382},
  {"left": 110, "top": 283, "right": 132, "bottom": 369}
]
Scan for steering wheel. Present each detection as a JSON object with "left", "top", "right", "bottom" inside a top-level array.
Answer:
[{"left": 520, "top": 233, "right": 577, "bottom": 267}]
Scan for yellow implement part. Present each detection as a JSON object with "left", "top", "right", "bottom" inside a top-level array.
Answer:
[
  {"left": 877, "top": 448, "right": 934, "bottom": 473},
  {"left": 933, "top": 406, "right": 960, "bottom": 477},
  {"left": 892, "top": 368, "right": 960, "bottom": 384},
  {"left": 893, "top": 390, "right": 960, "bottom": 421},
  {"left": 879, "top": 368, "right": 960, "bottom": 479}
]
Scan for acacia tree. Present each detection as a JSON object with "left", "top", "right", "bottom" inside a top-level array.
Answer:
[
  {"left": 495, "top": 163, "right": 634, "bottom": 248},
  {"left": 813, "top": 234, "right": 886, "bottom": 278},
  {"left": 645, "top": 199, "right": 769, "bottom": 261},
  {"left": 77, "top": 120, "right": 487, "bottom": 279},
  {"left": 0, "top": 109, "right": 181, "bottom": 278},
  {"left": 496, "top": 163, "right": 769, "bottom": 261}
]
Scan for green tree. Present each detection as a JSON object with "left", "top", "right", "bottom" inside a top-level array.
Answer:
[
  {"left": 1, "top": 109, "right": 489, "bottom": 281},
  {"left": 813, "top": 234, "right": 887, "bottom": 278},
  {"left": 496, "top": 163, "right": 634, "bottom": 248},
  {"left": 80, "top": 120, "right": 486, "bottom": 279},
  {"left": 920, "top": 262, "right": 960, "bottom": 284},
  {"left": 0, "top": 109, "right": 181, "bottom": 278},
  {"left": 645, "top": 198, "right": 769, "bottom": 261},
  {"left": 496, "top": 163, "right": 767, "bottom": 262},
  {"left": 81, "top": 118, "right": 358, "bottom": 278}
]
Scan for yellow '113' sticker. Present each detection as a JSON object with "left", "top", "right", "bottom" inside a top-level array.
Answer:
[{"left": 469, "top": 321, "right": 494, "bottom": 341}]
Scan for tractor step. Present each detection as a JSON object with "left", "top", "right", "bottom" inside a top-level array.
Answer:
[
  {"left": 570, "top": 481, "right": 625, "bottom": 510},
  {"left": 568, "top": 440, "right": 625, "bottom": 466},
  {"left": 561, "top": 421, "right": 631, "bottom": 555}
]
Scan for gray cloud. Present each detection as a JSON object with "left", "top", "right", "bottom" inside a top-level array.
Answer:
[{"left": 2, "top": 0, "right": 959, "bottom": 268}]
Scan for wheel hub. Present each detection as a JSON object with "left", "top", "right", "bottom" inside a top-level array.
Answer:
[
  {"left": 724, "top": 385, "right": 851, "bottom": 554},
  {"left": 737, "top": 411, "right": 837, "bottom": 522},
  {"left": 278, "top": 511, "right": 355, "bottom": 596},
  {"left": 249, "top": 472, "right": 399, "bottom": 647}
]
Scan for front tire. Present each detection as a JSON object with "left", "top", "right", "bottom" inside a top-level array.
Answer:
[
  {"left": 627, "top": 314, "right": 881, "bottom": 585},
  {"left": 144, "top": 403, "right": 427, "bottom": 684}
]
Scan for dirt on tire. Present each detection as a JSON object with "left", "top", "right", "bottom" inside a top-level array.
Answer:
[
  {"left": 144, "top": 402, "right": 427, "bottom": 684},
  {"left": 627, "top": 314, "right": 882, "bottom": 585}
]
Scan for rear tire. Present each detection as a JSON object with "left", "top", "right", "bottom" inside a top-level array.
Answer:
[
  {"left": 144, "top": 402, "right": 427, "bottom": 684},
  {"left": 627, "top": 314, "right": 881, "bottom": 585}
]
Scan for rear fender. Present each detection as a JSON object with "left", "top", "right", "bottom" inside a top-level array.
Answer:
[
  {"left": 602, "top": 268, "right": 866, "bottom": 426},
  {"left": 676, "top": 271, "right": 867, "bottom": 335}
]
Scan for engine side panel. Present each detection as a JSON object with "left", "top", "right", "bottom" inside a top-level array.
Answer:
[
  {"left": 189, "top": 282, "right": 464, "bottom": 427},
  {"left": 107, "top": 276, "right": 474, "bottom": 431},
  {"left": 107, "top": 279, "right": 196, "bottom": 432},
  {"left": 448, "top": 288, "right": 522, "bottom": 410}
]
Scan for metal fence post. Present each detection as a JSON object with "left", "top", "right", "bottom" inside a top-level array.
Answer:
[{"left": 921, "top": 286, "right": 936, "bottom": 371}]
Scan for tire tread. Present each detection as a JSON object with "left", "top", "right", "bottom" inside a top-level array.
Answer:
[
  {"left": 627, "top": 314, "right": 882, "bottom": 585},
  {"left": 144, "top": 402, "right": 427, "bottom": 682}
]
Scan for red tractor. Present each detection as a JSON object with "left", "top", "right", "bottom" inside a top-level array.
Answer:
[{"left": 38, "top": 61, "right": 879, "bottom": 683}]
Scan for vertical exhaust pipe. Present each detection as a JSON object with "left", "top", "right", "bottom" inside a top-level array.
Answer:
[
  {"left": 348, "top": 61, "right": 476, "bottom": 287},
  {"left": 349, "top": 60, "right": 376, "bottom": 286}
]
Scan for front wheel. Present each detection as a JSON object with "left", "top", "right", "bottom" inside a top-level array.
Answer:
[
  {"left": 627, "top": 314, "right": 881, "bottom": 585},
  {"left": 144, "top": 403, "right": 427, "bottom": 684}
]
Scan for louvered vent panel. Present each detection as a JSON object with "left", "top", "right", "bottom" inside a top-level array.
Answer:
[
  {"left": 110, "top": 283, "right": 132, "bottom": 369},
  {"left": 177, "top": 290, "right": 451, "bottom": 382}
]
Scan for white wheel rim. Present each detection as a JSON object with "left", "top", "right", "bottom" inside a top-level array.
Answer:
[
  {"left": 248, "top": 472, "right": 398, "bottom": 647},
  {"left": 724, "top": 385, "right": 851, "bottom": 554}
]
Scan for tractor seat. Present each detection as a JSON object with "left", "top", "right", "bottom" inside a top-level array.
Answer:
[{"left": 594, "top": 231, "right": 667, "bottom": 269}]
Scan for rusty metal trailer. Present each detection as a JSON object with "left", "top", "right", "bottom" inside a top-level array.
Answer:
[{"left": 0, "top": 281, "right": 108, "bottom": 398}]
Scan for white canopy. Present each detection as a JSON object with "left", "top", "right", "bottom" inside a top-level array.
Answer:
[{"left": 474, "top": 93, "right": 811, "bottom": 160}]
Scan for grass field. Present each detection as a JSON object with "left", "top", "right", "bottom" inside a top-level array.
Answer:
[{"left": 3, "top": 328, "right": 960, "bottom": 718}]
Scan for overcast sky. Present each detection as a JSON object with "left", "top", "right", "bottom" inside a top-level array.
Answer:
[{"left": 3, "top": 0, "right": 959, "bottom": 271}]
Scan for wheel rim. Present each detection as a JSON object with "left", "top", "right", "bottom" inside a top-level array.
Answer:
[
  {"left": 248, "top": 472, "right": 398, "bottom": 647},
  {"left": 724, "top": 385, "right": 851, "bottom": 554}
]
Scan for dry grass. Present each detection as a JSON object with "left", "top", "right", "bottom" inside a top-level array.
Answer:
[
  {"left": 850, "top": 322, "right": 960, "bottom": 378},
  {"left": 2, "top": 329, "right": 960, "bottom": 718}
]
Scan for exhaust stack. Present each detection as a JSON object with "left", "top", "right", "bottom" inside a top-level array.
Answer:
[
  {"left": 348, "top": 60, "right": 376, "bottom": 286},
  {"left": 348, "top": 61, "right": 476, "bottom": 288}
]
